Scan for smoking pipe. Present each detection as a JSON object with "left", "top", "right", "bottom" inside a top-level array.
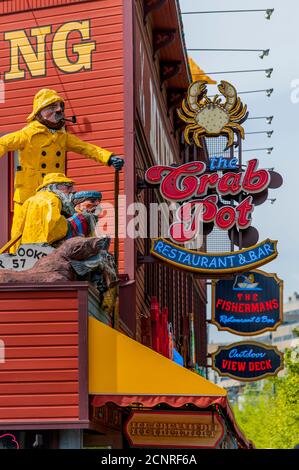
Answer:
[{"left": 63, "top": 116, "right": 77, "bottom": 124}]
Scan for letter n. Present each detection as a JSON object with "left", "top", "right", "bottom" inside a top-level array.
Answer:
[{"left": 5, "top": 26, "right": 51, "bottom": 80}]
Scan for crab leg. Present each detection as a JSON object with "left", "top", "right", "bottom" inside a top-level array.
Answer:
[
  {"left": 230, "top": 104, "right": 248, "bottom": 121},
  {"left": 193, "top": 127, "right": 206, "bottom": 147},
  {"left": 177, "top": 108, "right": 195, "bottom": 124},
  {"left": 225, "top": 122, "right": 245, "bottom": 139},
  {"left": 229, "top": 98, "right": 243, "bottom": 115},
  {"left": 221, "top": 127, "right": 235, "bottom": 149},
  {"left": 182, "top": 99, "right": 197, "bottom": 118},
  {"left": 184, "top": 123, "right": 200, "bottom": 145}
]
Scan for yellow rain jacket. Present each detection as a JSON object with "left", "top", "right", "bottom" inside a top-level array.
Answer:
[
  {"left": 0, "top": 88, "right": 113, "bottom": 251},
  {"left": 18, "top": 190, "right": 68, "bottom": 245},
  {"left": 0, "top": 120, "right": 112, "bottom": 244},
  {"left": 0, "top": 120, "right": 112, "bottom": 205}
]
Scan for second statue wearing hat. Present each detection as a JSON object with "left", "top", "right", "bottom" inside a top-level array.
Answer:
[
  {"left": 17, "top": 173, "right": 76, "bottom": 247},
  {"left": 0, "top": 88, "right": 124, "bottom": 246}
]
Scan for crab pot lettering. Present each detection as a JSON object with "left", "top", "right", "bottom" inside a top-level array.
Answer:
[
  {"left": 145, "top": 159, "right": 267, "bottom": 242},
  {"left": 210, "top": 157, "right": 238, "bottom": 171},
  {"left": 145, "top": 159, "right": 269, "bottom": 201},
  {"left": 169, "top": 196, "right": 253, "bottom": 242}
]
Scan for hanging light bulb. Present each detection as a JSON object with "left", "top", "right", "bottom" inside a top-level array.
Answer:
[
  {"left": 265, "top": 68, "right": 273, "bottom": 78},
  {"left": 259, "top": 49, "right": 270, "bottom": 59},
  {"left": 265, "top": 9, "right": 274, "bottom": 19},
  {"left": 267, "top": 131, "right": 274, "bottom": 138},
  {"left": 266, "top": 116, "right": 274, "bottom": 124},
  {"left": 266, "top": 88, "right": 274, "bottom": 97},
  {"left": 267, "top": 147, "right": 274, "bottom": 154}
]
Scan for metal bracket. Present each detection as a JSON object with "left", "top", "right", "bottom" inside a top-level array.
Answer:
[
  {"left": 136, "top": 175, "right": 155, "bottom": 195},
  {"left": 137, "top": 254, "right": 157, "bottom": 265}
]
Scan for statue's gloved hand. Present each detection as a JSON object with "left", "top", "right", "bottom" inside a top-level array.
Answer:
[{"left": 108, "top": 156, "right": 124, "bottom": 171}]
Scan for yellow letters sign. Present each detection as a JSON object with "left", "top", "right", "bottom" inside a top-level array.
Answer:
[{"left": 4, "top": 20, "right": 95, "bottom": 81}]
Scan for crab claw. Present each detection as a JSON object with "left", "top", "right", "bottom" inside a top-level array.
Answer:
[
  {"left": 218, "top": 80, "right": 237, "bottom": 111},
  {"left": 187, "top": 80, "right": 207, "bottom": 111}
]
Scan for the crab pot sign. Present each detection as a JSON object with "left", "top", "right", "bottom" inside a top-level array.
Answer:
[{"left": 145, "top": 159, "right": 271, "bottom": 243}]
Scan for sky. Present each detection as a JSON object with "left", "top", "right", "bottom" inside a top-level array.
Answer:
[{"left": 180, "top": 0, "right": 299, "bottom": 342}]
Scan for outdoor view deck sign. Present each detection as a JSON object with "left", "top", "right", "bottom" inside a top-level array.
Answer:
[
  {"left": 151, "top": 238, "right": 278, "bottom": 275},
  {"left": 212, "top": 269, "right": 283, "bottom": 335},
  {"left": 212, "top": 341, "right": 283, "bottom": 381},
  {"left": 124, "top": 411, "right": 225, "bottom": 448}
]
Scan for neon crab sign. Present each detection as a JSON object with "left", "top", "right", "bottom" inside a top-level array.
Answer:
[
  {"left": 145, "top": 159, "right": 271, "bottom": 244},
  {"left": 177, "top": 80, "right": 248, "bottom": 150}
]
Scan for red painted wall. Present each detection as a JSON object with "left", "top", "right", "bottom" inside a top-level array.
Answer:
[
  {"left": 0, "top": 0, "right": 125, "bottom": 271},
  {"left": 0, "top": 1, "right": 89, "bottom": 15},
  {"left": 0, "top": 285, "right": 88, "bottom": 426}
]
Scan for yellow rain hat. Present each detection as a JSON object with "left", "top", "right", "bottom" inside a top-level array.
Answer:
[
  {"left": 27, "top": 89, "right": 65, "bottom": 122},
  {"left": 36, "top": 173, "right": 74, "bottom": 192}
]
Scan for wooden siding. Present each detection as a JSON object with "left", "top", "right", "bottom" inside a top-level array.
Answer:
[
  {"left": 134, "top": 0, "right": 207, "bottom": 365},
  {"left": 0, "top": 283, "right": 88, "bottom": 427},
  {"left": 0, "top": 0, "right": 125, "bottom": 272},
  {"left": 0, "top": 1, "right": 90, "bottom": 15},
  {"left": 135, "top": 144, "right": 147, "bottom": 342}
]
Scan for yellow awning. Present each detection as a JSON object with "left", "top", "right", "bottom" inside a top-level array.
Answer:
[
  {"left": 88, "top": 317, "right": 225, "bottom": 397},
  {"left": 88, "top": 317, "right": 251, "bottom": 448},
  {"left": 188, "top": 57, "right": 216, "bottom": 84}
]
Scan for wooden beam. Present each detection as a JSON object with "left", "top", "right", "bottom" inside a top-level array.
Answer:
[
  {"left": 167, "top": 88, "right": 186, "bottom": 110},
  {"left": 144, "top": 0, "right": 167, "bottom": 20},
  {"left": 160, "top": 61, "right": 182, "bottom": 85},
  {"left": 153, "top": 29, "right": 176, "bottom": 56}
]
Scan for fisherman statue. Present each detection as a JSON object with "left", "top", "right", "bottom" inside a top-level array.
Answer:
[
  {"left": 0, "top": 172, "right": 118, "bottom": 310},
  {"left": 0, "top": 88, "right": 124, "bottom": 252}
]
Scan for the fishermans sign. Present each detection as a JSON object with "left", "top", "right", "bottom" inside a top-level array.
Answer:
[{"left": 212, "top": 270, "right": 283, "bottom": 335}]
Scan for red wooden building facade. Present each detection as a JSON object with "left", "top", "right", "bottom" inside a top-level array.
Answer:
[
  {"left": 133, "top": 0, "right": 207, "bottom": 366},
  {"left": 0, "top": 0, "right": 207, "bottom": 367},
  {"left": 0, "top": 0, "right": 229, "bottom": 449}
]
